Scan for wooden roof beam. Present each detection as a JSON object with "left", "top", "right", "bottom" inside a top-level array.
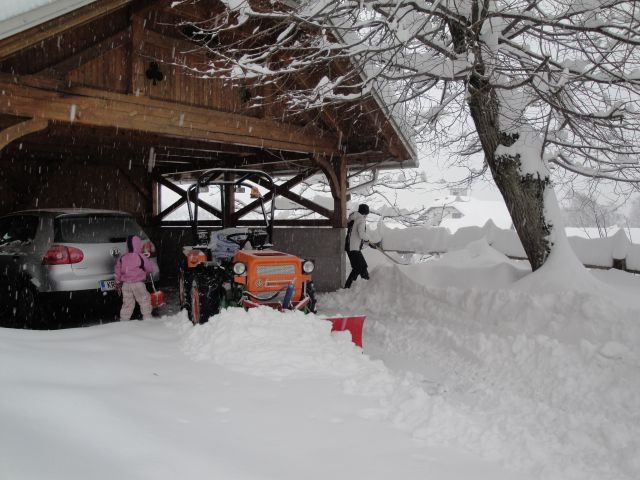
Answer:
[
  {"left": 232, "top": 167, "right": 317, "bottom": 221},
  {"left": 159, "top": 219, "right": 333, "bottom": 227},
  {"left": 153, "top": 172, "right": 222, "bottom": 219},
  {"left": 0, "top": 74, "right": 339, "bottom": 156},
  {"left": 276, "top": 189, "right": 333, "bottom": 219},
  {"left": 0, "top": 117, "right": 49, "bottom": 151}
]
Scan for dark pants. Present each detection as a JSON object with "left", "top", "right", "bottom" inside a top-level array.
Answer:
[{"left": 345, "top": 250, "right": 369, "bottom": 288}]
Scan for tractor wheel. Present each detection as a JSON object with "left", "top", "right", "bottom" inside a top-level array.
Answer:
[
  {"left": 178, "top": 265, "right": 190, "bottom": 314},
  {"left": 188, "top": 272, "right": 222, "bottom": 325},
  {"left": 189, "top": 277, "right": 205, "bottom": 325},
  {"left": 304, "top": 281, "right": 318, "bottom": 314}
]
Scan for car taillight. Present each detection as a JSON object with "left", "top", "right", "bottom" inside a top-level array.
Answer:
[
  {"left": 42, "top": 245, "right": 84, "bottom": 265},
  {"left": 142, "top": 241, "right": 157, "bottom": 258}
]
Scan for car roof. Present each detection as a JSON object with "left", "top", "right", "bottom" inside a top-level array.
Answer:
[{"left": 4, "top": 208, "right": 134, "bottom": 218}]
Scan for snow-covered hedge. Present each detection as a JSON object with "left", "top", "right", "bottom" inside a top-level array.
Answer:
[{"left": 378, "top": 221, "right": 640, "bottom": 271}]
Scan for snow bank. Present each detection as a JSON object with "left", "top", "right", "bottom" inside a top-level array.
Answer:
[
  {"left": 379, "top": 220, "right": 640, "bottom": 271},
  {"left": 166, "top": 307, "right": 512, "bottom": 468},
  {"left": 401, "top": 239, "right": 529, "bottom": 289},
  {"left": 167, "top": 308, "right": 382, "bottom": 380},
  {"left": 321, "top": 244, "right": 640, "bottom": 480}
]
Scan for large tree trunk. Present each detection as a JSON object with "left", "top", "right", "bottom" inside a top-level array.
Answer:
[
  {"left": 466, "top": 75, "right": 552, "bottom": 271},
  {"left": 447, "top": 19, "right": 554, "bottom": 272}
]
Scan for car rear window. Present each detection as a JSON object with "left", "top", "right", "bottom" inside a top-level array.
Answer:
[
  {"left": 54, "top": 215, "right": 147, "bottom": 244},
  {"left": 0, "top": 215, "right": 40, "bottom": 246}
]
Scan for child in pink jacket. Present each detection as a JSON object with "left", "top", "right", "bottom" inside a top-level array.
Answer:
[{"left": 114, "top": 235, "right": 154, "bottom": 321}]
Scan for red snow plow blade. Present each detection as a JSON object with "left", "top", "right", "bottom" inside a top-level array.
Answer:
[
  {"left": 327, "top": 315, "right": 366, "bottom": 348},
  {"left": 242, "top": 301, "right": 366, "bottom": 348}
]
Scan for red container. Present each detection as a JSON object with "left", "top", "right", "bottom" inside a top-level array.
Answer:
[
  {"left": 150, "top": 290, "right": 165, "bottom": 309},
  {"left": 327, "top": 315, "right": 366, "bottom": 348}
]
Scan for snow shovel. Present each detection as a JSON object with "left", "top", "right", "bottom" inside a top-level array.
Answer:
[
  {"left": 370, "top": 242, "right": 413, "bottom": 266},
  {"left": 148, "top": 275, "right": 165, "bottom": 309}
]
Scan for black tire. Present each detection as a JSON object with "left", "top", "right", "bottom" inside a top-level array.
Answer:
[
  {"left": 179, "top": 264, "right": 191, "bottom": 314},
  {"left": 305, "top": 280, "right": 318, "bottom": 314},
  {"left": 15, "top": 284, "right": 46, "bottom": 329},
  {"left": 0, "top": 282, "right": 15, "bottom": 327},
  {"left": 188, "top": 272, "right": 222, "bottom": 325}
]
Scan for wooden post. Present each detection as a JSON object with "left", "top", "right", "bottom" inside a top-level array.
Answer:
[
  {"left": 333, "top": 155, "right": 348, "bottom": 228},
  {"left": 152, "top": 178, "right": 161, "bottom": 217},
  {"left": 223, "top": 171, "right": 235, "bottom": 228},
  {"left": 312, "top": 154, "right": 348, "bottom": 228}
]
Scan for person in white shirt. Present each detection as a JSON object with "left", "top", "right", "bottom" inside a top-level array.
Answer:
[{"left": 344, "top": 204, "right": 371, "bottom": 288}]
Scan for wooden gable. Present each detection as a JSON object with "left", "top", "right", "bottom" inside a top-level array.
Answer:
[{"left": 0, "top": 0, "right": 415, "bottom": 227}]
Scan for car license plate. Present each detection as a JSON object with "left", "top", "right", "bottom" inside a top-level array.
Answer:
[{"left": 99, "top": 280, "right": 117, "bottom": 291}]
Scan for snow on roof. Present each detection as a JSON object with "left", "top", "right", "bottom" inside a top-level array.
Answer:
[
  {"left": 0, "top": 0, "right": 97, "bottom": 40},
  {"left": 429, "top": 195, "right": 513, "bottom": 231},
  {"left": 0, "top": 1, "right": 55, "bottom": 23}
]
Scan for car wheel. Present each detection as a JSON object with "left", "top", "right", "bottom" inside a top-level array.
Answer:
[
  {"left": 0, "top": 282, "right": 15, "bottom": 326},
  {"left": 15, "top": 285, "right": 45, "bottom": 329}
]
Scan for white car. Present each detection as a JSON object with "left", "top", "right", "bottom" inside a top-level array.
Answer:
[{"left": 0, "top": 209, "right": 159, "bottom": 328}]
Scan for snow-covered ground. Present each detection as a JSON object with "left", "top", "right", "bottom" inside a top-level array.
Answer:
[{"left": 2, "top": 242, "right": 639, "bottom": 480}]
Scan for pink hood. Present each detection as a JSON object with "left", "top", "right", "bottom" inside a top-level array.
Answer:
[
  {"left": 114, "top": 235, "right": 153, "bottom": 283},
  {"left": 127, "top": 234, "right": 142, "bottom": 254}
]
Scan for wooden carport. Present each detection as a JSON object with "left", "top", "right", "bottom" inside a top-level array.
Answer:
[{"left": 0, "top": 0, "right": 416, "bottom": 289}]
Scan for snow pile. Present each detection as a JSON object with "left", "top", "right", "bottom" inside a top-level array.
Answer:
[
  {"left": 401, "top": 238, "right": 529, "bottom": 289},
  {"left": 321, "top": 244, "right": 640, "bottom": 480},
  {"left": 0, "top": 318, "right": 523, "bottom": 480},
  {"left": 167, "top": 308, "right": 384, "bottom": 380},
  {"left": 166, "top": 308, "right": 510, "bottom": 461}
]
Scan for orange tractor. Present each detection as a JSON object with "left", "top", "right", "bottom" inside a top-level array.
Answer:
[{"left": 178, "top": 169, "right": 318, "bottom": 325}]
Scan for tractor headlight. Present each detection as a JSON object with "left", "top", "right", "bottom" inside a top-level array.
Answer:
[
  {"left": 233, "top": 262, "right": 247, "bottom": 275},
  {"left": 302, "top": 260, "right": 315, "bottom": 274}
]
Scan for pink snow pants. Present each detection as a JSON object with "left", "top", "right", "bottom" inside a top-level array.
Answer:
[{"left": 120, "top": 282, "right": 152, "bottom": 320}]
